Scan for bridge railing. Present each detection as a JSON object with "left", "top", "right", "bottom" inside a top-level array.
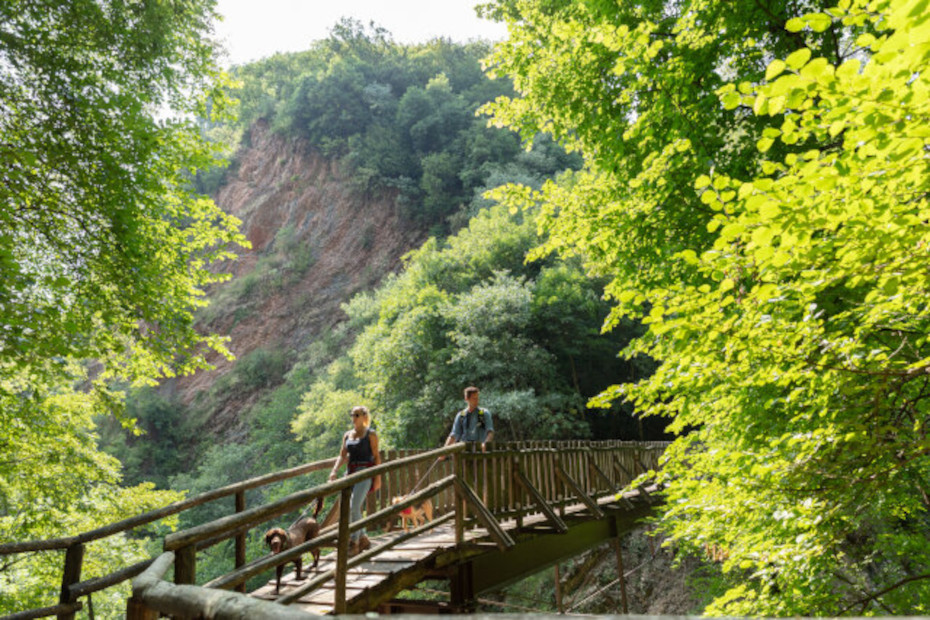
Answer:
[
  {"left": 2, "top": 440, "right": 666, "bottom": 619},
  {"left": 370, "top": 440, "right": 666, "bottom": 531},
  {"left": 0, "top": 457, "right": 337, "bottom": 620},
  {"left": 127, "top": 440, "right": 665, "bottom": 617},
  {"left": 133, "top": 443, "right": 467, "bottom": 616}
]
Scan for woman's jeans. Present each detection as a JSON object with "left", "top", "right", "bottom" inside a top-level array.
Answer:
[{"left": 349, "top": 477, "right": 372, "bottom": 542}]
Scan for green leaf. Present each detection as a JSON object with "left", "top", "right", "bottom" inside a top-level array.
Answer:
[
  {"left": 785, "top": 17, "right": 806, "bottom": 32},
  {"left": 805, "top": 12, "right": 833, "bottom": 32},
  {"left": 766, "top": 59, "right": 787, "bottom": 81},
  {"left": 785, "top": 48, "right": 813, "bottom": 70}
]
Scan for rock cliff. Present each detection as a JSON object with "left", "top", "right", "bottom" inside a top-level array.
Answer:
[{"left": 163, "top": 122, "right": 425, "bottom": 434}]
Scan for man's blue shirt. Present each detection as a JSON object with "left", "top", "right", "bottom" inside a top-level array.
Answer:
[{"left": 449, "top": 407, "right": 494, "bottom": 443}]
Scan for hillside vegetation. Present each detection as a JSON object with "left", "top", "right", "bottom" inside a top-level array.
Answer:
[
  {"left": 95, "top": 22, "right": 666, "bottom": 592},
  {"left": 6, "top": 0, "right": 929, "bottom": 616}
]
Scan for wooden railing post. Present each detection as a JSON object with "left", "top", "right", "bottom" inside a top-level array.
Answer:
[
  {"left": 234, "top": 490, "right": 246, "bottom": 593},
  {"left": 126, "top": 595, "right": 159, "bottom": 620},
  {"left": 174, "top": 544, "right": 196, "bottom": 585},
  {"left": 335, "top": 486, "right": 352, "bottom": 614},
  {"left": 454, "top": 452, "right": 465, "bottom": 544},
  {"left": 57, "top": 542, "right": 83, "bottom": 620},
  {"left": 512, "top": 456, "right": 523, "bottom": 530}
]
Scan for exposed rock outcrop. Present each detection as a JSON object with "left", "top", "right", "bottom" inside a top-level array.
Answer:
[{"left": 163, "top": 122, "right": 425, "bottom": 435}]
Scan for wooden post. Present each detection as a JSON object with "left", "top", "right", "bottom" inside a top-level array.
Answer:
[
  {"left": 126, "top": 596, "right": 159, "bottom": 620},
  {"left": 454, "top": 452, "right": 465, "bottom": 544},
  {"left": 235, "top": 490, "right": 246, "bottom": 593},
  {"left": 612, "top": 537, "right": 629, "bottom": 614},
  {"left": 174, "top": 544, "right": 196, "bottom": 585},
  {"left": 335, "top": 486, "right": 352, "bottom": 614},
  {"left": 449, "top": 563, "right": 475, "bottom": 613},
  {"left": 57, "top": 542, "right": 84, "bottom": 620},
  {"left": 554, "top": 563, "right": 564, "bottom": 614}
]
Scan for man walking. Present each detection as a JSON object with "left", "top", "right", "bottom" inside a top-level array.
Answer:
[{"left": 444, "top": 386, "right": 495, "bottom": 452}]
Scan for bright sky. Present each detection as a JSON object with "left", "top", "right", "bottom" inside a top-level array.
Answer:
[{"left": 212, "top": 0, "right": 509, "bottom": 67}]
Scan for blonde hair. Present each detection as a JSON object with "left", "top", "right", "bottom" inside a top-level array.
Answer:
[{"left": 351, "top": 405, "right": 370, "bottom": 421}]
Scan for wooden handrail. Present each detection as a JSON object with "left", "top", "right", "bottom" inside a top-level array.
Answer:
[
  {"left": 8, "top": 440, "right": 668, "bottom": 620},
  {"left": 131, "top": 552, "right": 312, "bottom": 619},
  {"left": 164, "top": 443, "right": 463, "bottom": 551},
  {"left": 0, "top": 457, "right": 338, "bottom": 555},
  {"left": 2, "top": 602, "right": 82, "bottom": 620}
]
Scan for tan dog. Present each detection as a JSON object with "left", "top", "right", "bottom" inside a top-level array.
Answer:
[
  {"left": 264, "top": 497, "right": 323, "bottom": 594},
  {"left": 392, "top": 496, "right": 434, "bottom": 531}
]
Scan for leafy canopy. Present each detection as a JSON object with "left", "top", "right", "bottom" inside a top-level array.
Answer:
[
  {"left": 482, "top": 0, "right": 930, "bottom": 614},
  {"left": 227, "top": 20, "right": 527, "bottom": 232},
  {"left": 293, "top": 204, "right": 650, "bottom": 453},
  {"left": 1, "top": 0, "right": 245, "bottom": 613}
]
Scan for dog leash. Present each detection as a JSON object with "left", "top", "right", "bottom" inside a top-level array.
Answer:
[
  {"left": 404, "top": 457, "right": 441, "bottom": 498},
  {"left": 288, "top": 495, "right": 323, "bottom": 529}
]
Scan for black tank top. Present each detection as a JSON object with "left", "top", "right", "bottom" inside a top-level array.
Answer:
[{"left": 346, "top": 428, "right": 374, "bottom": 471}]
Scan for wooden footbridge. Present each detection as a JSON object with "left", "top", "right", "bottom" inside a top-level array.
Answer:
[{"left": 2, "top": 440, "right": 666, "bottom": 619}]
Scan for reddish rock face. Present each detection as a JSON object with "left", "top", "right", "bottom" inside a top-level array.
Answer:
[{"left": 165, "top": 122, "right": 425, "bottom": 436}]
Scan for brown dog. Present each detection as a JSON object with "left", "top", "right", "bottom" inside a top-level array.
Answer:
[
  {"left": 392, "top": 496, "right": 434, "bottom": 531},
  {"left": 264, "top": 497, "right": 323, "bottom": 594}
]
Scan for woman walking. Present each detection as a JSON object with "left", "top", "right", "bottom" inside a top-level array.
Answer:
[{"left": 329, "top": 406, "right": 381, "bottom": 554}]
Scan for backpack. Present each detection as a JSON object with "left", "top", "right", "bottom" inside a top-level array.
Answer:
[{"left": 458, "top": 407, "right": 486, "bottom": 429}]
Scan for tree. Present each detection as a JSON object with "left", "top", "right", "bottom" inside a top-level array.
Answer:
[
  {"left": 1, "top": 0, "right": 246, "bottom": 385},
  {"left": 293, "top": 204, "right": 639, "bottom": 452},
  {"left": 0, "top": 0, "right": 245, "bottom": 612},
  {"left": 482, "top": 0, "right": 930, "bottom": 613}
]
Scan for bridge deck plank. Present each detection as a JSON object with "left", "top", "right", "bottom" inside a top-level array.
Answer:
[{"left": 250, "top": 492, "right": 651, "bottom": 615}]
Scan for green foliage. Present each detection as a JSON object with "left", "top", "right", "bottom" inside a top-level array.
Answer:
[
  {"left": 0, "top": 0, "right": 244, "bottom": 611},
  {"left": 228, "top": 20, "right": 523, "bottom": 232},
  {"left": 0, "top": 0, "right": 248, "bottom": 387},
  {"left": 0, "top": 365, "right": 183, "bottom": 615},
  {"left": 483, "top": 0, "right": 930, "bottom": 613},
  {"left": 98, "top": 388, "right": 195, "bottom": 488},
  {"left": 293, "top": 204, "right": 647, "bottom": 451}
]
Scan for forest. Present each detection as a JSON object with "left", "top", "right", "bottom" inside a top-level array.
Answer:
[{"left": 2, "top": 0, "right": 930, "bottom": 616}]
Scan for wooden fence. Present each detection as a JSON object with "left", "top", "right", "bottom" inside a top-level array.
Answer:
[{"left": 1, "top": 440, "right": 666, "bottom": 619}]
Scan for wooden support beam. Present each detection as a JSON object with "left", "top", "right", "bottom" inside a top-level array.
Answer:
[
  {"left": 335, "top": 486, "right": 352, "bottom": 614},
  {"left": 613, "top": 461, "right": 653, "bottom": 503},
  {"left": 234, "top": 491, "right": 246, "bottom": 593},
  {"left": 173, "top": 545, "right": 196, "bottom": 586},
  {"left": 449, "top": 562, "right": 476, "bottom": 614},
  {"left": 613, "top": 459, "right": 635, "bottom": 483},
  {"left": 513, "top": 467, "right": 567, "bottom": 533},
  {"left": 555, "top": 460, "right": 604, "bottom": 519},
  {"left": 126, "top": 595, "right": 159, "bottom": 620},
  {"left": 590, "top": 461, "right": 635, "bottom": 510},
  {"left": 612, "top": 537, "right": 629, "bottom": 614},
  {"left": 454, "top": 453, "right": 465, "bottom": 545},
  {"left": 512, "top": 456, "right": 524, "bottom": 530},
  {"left": 453, "top": 478, "right": 515, "bottom": 550}
]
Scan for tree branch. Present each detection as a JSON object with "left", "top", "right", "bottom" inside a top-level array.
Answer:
[{"left": 837, "top": 572, "right": 930, "bottom": 615}]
